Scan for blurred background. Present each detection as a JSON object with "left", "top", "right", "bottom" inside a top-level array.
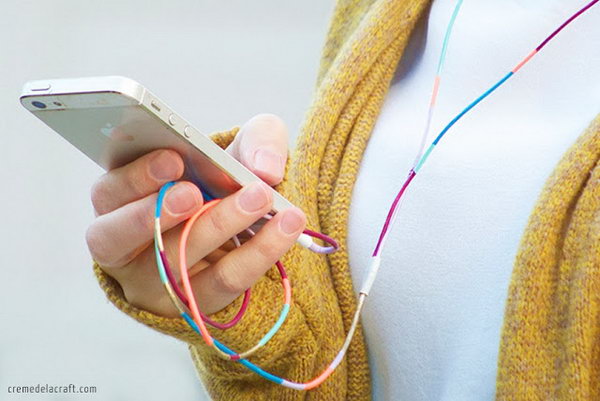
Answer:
[{"left": 0, "top": 1, "right": 332, "bottom": 400}]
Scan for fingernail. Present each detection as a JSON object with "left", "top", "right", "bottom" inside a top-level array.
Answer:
[
  {"left": 166, "top": 184, "right": 199, "bottom": 215},
  {"left": 279, "top": 208, "right": 304, "bottom": 235},
  {"left": 150, "top": 151, "right": 180, "bottom": 181},
  {"left": 238, "top": 182, "right": 270, "bottom": 213},
  {"left": 253, "top": 148, "right": 284, "bottom": 177}
]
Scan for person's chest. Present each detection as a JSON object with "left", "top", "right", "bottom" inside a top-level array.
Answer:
[{"left": 346, "top": 0, "right": 600, "bottom": 400}]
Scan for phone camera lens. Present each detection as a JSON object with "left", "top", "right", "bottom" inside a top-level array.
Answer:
[{"left": 32, "top": 101, "right": 47, "bottom": 109}]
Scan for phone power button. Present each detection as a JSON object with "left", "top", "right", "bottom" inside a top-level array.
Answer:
[{"left": 31, "top": 83, "right": 51, "bottom": 91}]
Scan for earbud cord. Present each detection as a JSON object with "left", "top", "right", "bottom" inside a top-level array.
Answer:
[{"left": 157, "top": 0, "right": 598, "bottom": 390}]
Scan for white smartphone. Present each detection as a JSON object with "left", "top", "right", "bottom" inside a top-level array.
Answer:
[{"left": 20, "top": 76, "right": 295, "bottom": 213}]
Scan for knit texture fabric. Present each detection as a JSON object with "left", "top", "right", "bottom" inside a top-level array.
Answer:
[{"left": 93, "top": 0, "right": 600, "bottom": 399}]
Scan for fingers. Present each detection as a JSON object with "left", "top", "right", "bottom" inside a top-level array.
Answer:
[
  {"left": 190, "top": 207, "right": 306, "bottom": 314},
  {"left": 227, "top": 114, "right": 289, "bottom": 186},
  {"left": 106, "top": 180, "right": 286, "bottom": 317},
  {"left": 86, "top": 181, "right": 203, "bottom": 269},
  {"left": 91, "top": 149, "right": 184, "bottom": 216},
  {"left": 159, "top": 181, "right": 274, "bottom": 269},
  {"left": 90, "top": 114, "right": 296, "bottom": 319}
]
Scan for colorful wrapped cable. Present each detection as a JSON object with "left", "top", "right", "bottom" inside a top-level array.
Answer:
[
  {"left": 154, "top": 181, "right": 250, "bottom": 330},
  {"left": 155, "top": 183, "right": 292, "bottom": 360},
  {"left": 372, "top": 0, "right": 600, "bottom": 258},
  {"left": 153, "top": 0, "right": 598, "bottom": 389}
]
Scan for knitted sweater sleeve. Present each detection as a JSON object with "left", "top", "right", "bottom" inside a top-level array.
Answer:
[{"left": 92, "top": 127, "right": 332, "bottom": 401}]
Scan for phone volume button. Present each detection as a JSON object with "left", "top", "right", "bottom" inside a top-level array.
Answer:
[
  {"left": 168, "top": 114, "right": 177, "bottom": 126},
  {"left": 183, "top": 125, "right": 192, "bottom": 138}
]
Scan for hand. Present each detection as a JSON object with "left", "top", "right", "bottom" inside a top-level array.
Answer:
[{"left": 86, "top": 114, "right": 306, "bottom": 318}]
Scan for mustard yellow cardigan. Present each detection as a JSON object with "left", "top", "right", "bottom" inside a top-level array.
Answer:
[{"left": 93, "top": 0, "right": 600, "bottom": 399}]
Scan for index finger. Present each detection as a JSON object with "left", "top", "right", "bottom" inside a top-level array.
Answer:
[{"left": 91, "top": 149, "right": 184, "bottom": 216}]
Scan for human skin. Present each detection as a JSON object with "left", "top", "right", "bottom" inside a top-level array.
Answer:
[{"left": 86, "top": 113, "right": 306, "bottom": 318}]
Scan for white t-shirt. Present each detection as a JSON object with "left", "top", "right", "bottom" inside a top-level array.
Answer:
[{"left": 347, "top": 1, "right": 600, "bottom": 400}]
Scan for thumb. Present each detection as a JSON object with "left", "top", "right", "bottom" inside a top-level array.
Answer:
[{"left": 226, "top": 113, "right": 289, "bottom": 186}]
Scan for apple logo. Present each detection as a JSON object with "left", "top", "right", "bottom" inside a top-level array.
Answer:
[
  {"left": 100, "top": 123, "right": 114, "bottom": 137},
  {"left": 100, "top": 123, "right": 133, "bottom": 141}
]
